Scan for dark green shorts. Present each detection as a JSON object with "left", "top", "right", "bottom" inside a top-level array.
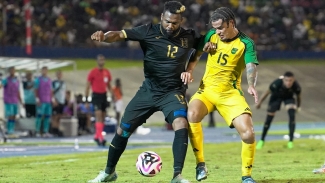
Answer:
[
  {"left": 120, "top": 86, "right": 187, "bottom": 133},
  {"left": 267, "top": 97, "right": 295, "bottom": 112}
]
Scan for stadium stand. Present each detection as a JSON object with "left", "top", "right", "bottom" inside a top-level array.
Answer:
[{"left": 1, "top": 0, "right": 325, "bottom": 51}]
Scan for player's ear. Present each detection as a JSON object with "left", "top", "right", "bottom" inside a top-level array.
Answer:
[{"left": 231, "top": 20, "right": 235, "bottom": 28}]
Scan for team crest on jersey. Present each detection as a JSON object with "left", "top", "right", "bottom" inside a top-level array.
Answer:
[
  {"left": 231, "top": 48, "right": 238, "bottom": 54},
  {"left": 180, "top": 38, "right": 188, "bottom": 48}
]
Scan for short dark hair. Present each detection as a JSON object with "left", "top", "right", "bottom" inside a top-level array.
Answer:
[
  {"left": 115, "top": 78, "right": 121, "bottom": 87},
  {"left": 163, "top": 1, "right": 186, "bottom": 15},
  {"left": 210, "top": 7, "right": 236, "bottom": 27},
  {"left": 284, "top": 71, "right": 294, "bottom": 77}
]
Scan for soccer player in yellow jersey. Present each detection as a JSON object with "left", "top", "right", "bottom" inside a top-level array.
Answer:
[{"left": 182, "top": 7, "right": 259, "bottom": 183}]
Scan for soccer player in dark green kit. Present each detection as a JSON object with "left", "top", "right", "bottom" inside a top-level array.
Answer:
[{"left": 88, "top": 1, "right": 201, "bottom": 183}]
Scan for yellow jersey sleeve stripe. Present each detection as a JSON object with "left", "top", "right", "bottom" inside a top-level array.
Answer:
[{"left": 121, "top": 30, "right": 127, "bottom": 39}]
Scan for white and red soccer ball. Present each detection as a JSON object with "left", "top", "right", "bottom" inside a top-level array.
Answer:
[{"left": 136, "top": 151, "right": 162, "bottom": 177}]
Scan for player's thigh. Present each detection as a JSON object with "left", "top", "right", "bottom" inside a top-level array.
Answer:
[
  {"left": 158, "top": 90, "right": 188, "bottom": 124},
  {"left": 284, "top": 98, "right": 296, "bottom": 110},
  {"left": 12, "top": 104, "right": 18, "bottom": 116},
  {"left": 43, "top": 103, "right": 52, "bottom": 116},
  {"left": 120, "top": 87, "right": 156, "bottom": 134},
  {"left": 5, "top": 104, "right": 14, "bottom": 117},
  {"left": 188, "top": 90, "right": 214, "bottom": 122},
  {"left": 91, "top": 93, "right": 106, "bottom": 112},
  {"left": 216, "top": 90, "right": 252, "bottom": 128},
  {"left": 267, "top": 98, "right": 282, "bottom": 113}
]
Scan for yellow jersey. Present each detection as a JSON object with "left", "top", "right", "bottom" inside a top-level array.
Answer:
[{"left": 198, "top": 30, "right": 259, "bottom": 92}]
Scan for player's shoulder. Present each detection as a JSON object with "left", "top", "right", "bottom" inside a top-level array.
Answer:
[
  {"left": 104, "top": 68, "right": 111, "bottom": 73},
  {"left": 238, "top": 31, "right": 255, "bottom": 46},
  {"left": 89, "top": 67, "right": 98, "bottom": 73},
  {"left": 271, "top": 78, "right": 282, "bottom": 86},
  {"left": 293, "top": 80, "right": 301, "bottom": 88}
]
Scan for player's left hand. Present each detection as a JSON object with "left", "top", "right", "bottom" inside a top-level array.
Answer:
[
  {"left": 247, "top": 86, "right": 258, "bottom": 104},
  {"left": 181, "top": 71, "right": 193, "bottom": 85}
]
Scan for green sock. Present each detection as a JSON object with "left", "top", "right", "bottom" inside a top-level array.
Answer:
[{"left": 35, "top": 117, "right": 42, "bottom": 133}]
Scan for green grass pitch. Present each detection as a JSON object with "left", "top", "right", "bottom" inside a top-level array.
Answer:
[{"left": 1, "top": 139, "right": 324, "bottom": 183}]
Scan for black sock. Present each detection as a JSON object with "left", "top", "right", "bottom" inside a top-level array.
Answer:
[
  {"left": 172, "top": 128, "right": 188, "bottom": 178},
  {"left": 288, "top": 109, "right": 296, "bottom": 141},
  {"left": 261, "top": 115, "right": 274, "bottom": 141},
  {"left": 105, "top": 133, "right": 129, "bottom": 174}
]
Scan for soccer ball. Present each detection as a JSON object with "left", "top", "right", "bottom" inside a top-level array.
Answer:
[{"left": 136, "top": 151, "right": 162, "bottom": 177}]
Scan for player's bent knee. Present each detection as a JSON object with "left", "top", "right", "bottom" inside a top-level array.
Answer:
[
  {"left": 172, "top": 117, "right": 188, "bottom": 130},
  {"left": 241, "top": 129, "right": 255, "bottom": 144},
  {"left": 285, "top": 104, "right": 296, "bottom": 110},
  {"left": 187, "top": 109, "right": 204, "bottom": 122}
]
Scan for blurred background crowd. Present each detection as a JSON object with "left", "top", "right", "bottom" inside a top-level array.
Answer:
[{"left": 1, "top": 0, "right": 325, "bottom": 51}]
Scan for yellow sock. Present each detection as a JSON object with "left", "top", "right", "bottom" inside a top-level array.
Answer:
[
  {"left": 188, "top": 122, "right": 204, "bottom": 164},
  {"left": 241, "top": 141, "right": 256, "bottom": 177}
]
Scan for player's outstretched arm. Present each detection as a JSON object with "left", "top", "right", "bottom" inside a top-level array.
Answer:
[
  {"left": 91, "top": 31, "right": 125, "bottom": 43},
  {"left": 256, "top": 89, "right": 270, "bottom": 109},
  {"left": 296, "top": 93, "right": 301, "bottom": 110},
  {"left": 181, "top": 50, "right": 203, "bottom": 85},
  {"left": 246, "top": 63, "right": 258, "bottom": 103}
]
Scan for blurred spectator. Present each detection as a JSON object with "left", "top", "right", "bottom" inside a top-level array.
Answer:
[
  {"left": 112, "top": 78, "right": 123, "bottom": 125},
  {"left": 0, "top": 67, "right": 22, "bottom": 135},
  {"left": 34, "top": 66, "right": 52, "bottom": 137},
  {"left": 76, "top": 94, "right": 94, "bottom": 135},
  {"left": 62, "top": 90, "right": 74, "bottom": 117},
  {"left": 1, "top": 0, "right": 324, "bottom": 51},
  {"left": 23, "top": 71, "right": 36, "bottom": 118},
  {"left": 51, "top": 70, "right": 66, "bottom": 137}
]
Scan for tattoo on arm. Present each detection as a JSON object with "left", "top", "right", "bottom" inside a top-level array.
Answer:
[{"left": 246, "top": 63, "right": 257, "bottom": 87}]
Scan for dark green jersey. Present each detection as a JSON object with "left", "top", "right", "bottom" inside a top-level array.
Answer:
[
  {"left": 270, "top": 79, "right": 301, "bottom": 99},
  {"left": 122, "top": 23, "right": 201, "bottom": 91}
]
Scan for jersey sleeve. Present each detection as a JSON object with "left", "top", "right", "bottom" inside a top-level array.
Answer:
[
  {"left": 269, "top": 79, "right": 280, "bottom": 92},
  {"left": 121, "top": 24, "right": 151, "bottom": 41},
  {"left": 197, "top": 29, "right": 215, "bottom": 51},
  {"left": 191, "top": 30, "right": 204, "bottom": 50},
  {"left": 243, "top": 40, "right": 259, "bottom": 65},
  {"left": 294, "top": 82, "right": 302, "bottom": 95}
]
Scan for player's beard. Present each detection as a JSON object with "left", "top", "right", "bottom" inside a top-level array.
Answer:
[{"left": 161, "top": 25, "right": 180, "bottom": 38}]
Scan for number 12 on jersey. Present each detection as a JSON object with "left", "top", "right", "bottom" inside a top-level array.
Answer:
[{"left": 167, "top": 45, "right": 178, "bottom": 58}]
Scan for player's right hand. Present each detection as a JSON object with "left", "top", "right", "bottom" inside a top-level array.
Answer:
[
  {"left": 181, "top": 71, "right": 193, "bottom": 85},
  {"left": 203, "top": 42, "right": 216, "bottom": 54},
  {"left": 91, "top": 31, "right": 105, "bottom": 42}
]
